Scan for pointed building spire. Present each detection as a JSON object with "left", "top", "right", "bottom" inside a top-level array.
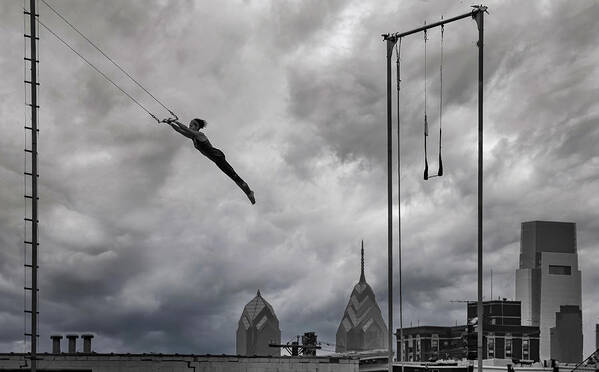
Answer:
[{"left": 360, "top": 240, "right": 366, "bottom": 283}]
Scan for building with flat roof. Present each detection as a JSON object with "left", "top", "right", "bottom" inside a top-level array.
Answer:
[
  {"left": 395, "top": 301, "right": 540, "bottom": 362},
  {"left": 0, "top": 334, "right": 359, "bottom": 372},
  {"left": 0, "top": 353, "right": 358, "bottom": 372},
  {"left": 466, "top": 300, "right": 540, "bottom": 361},
  {"left": 515, "top": 221, "right": 582, "bottom": 362},
  {"left": 550, "top": 305, "right": 583, "bottom": 363},
  {"left": 396, "top": 325, "right": 468, "bottom": 362}
]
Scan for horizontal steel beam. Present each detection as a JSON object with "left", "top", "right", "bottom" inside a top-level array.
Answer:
[{"left": 383, "top": 6, "right": 486, "bottom": 41}]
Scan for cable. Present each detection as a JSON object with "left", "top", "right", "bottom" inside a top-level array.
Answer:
[
  {"left": 40, "top": 0, "right": 176, "bottom": 117},
  {"left": 36, "top": 18, "right": 160, "bottom": 122}
]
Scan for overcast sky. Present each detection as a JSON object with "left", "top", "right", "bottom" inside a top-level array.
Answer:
[{"left": 1, "top": 0, "right": 598, "bottom": 358}]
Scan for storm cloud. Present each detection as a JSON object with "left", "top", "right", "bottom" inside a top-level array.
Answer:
[{"left": 0, "top": 0, "right": 598, "bottom": 357}]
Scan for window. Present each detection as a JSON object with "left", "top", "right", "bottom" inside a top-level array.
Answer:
[
  {"left": 505, "top": 337, "right": 512, "bottom": 358},
  {"left": 549, "top": 265, "right": 571, "bottom": 275},
  {"left": 432, "top": 335, "right": 439, "bottom": 357},
  {"left": 487, "top": 337, "right": 495, "bottom": 358},
  {"left": 523, "top": 339, "right": 530, "bottom": 359}
]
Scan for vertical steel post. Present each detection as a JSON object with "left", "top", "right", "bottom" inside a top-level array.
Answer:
[
  {"left": 396, "top": 40, "right": 404, "bottom": 370},
  {"left": 29, "top": 0, "right": 39, "bottom": 371},
  {"left": 386, "top": 36, "right": 395, "bottom": 372},
  {"left": 474, "top": 8, "right": 484, "bottom": 372}
]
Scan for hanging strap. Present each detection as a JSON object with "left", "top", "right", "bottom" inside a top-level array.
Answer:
[
  {"left": 438, "top": 21, "right": 444, "bottom": 177},
  {"left": 423, "top": 25, "right": 429, "bottom": 180}
]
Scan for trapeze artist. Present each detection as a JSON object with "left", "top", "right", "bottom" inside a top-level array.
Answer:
[{"left": 162, "top": 117, "right": 256, "bottom": 205}]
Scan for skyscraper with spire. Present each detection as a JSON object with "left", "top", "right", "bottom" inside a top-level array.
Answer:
[
  {"left": 336, "top": 241, "right": 388, "bottom": 352},
  {"left": 236, "top": 290, "right": 281, "bottom": 356}
]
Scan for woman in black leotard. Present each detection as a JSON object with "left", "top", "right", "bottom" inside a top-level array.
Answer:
[{"left": 164, "top": 117, "right": 255, "bottom": 204}]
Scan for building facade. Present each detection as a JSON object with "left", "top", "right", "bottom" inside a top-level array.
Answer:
[
  {"left": 466, "top": 300, "right": 540, "bottom": 361},
  {"left": 0, "top": 353, "right": 358, "bottom": 372},
  {"left": 336, "top": 242, "right": 388, "bottom": 352},
  {"left": 236, "top": 290, "right": 281, "bottom": 356},
  {"left": 550, "top": 305, "right": 583, "bottom": 363},
  {"left": 515, "top": 221, "right": 582, "bottom": 362},
  {"left": 396, "top": 301, "right": 541, "bottom": 362},
  {"left": 397, "top": 325, "right": 468, "bottom": 362}
]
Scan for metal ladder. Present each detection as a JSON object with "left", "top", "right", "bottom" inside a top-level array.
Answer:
[{"left": 23, "top": 0, "right": 40, "bottom": 370}]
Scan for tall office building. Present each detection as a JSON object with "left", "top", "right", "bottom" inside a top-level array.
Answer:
[
  {"left": 336, "top": 242, "right": 388, "bottom": 352},
  {"left": 515, "top": 221, "right": 582, "bottom": 362},
  {"left": 236, "top": 290, "right": 281, "bottom": 356},
  {"left": 550, "top": 305, "right": 583, "bottom": 363}
]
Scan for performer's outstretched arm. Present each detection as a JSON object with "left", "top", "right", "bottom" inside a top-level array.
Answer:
[{"left": 164, "top": 119, "right": 194, "bottom": 138}]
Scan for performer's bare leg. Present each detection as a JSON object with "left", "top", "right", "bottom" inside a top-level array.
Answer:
[
  {"left": 204, "top": 148, "right": 255, "bottom": 204},
  {"left": 162, "top": 117, "right": 255, "bottom": 205}
]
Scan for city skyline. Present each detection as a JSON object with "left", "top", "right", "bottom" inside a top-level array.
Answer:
[{"left": 0, "top": 0, "right": 598, "bottom": 359}]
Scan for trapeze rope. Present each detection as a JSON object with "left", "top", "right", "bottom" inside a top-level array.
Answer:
[
  {"left": 40, "top": 0, "right": 177, "bottom": 120},
  {"left": 423, "top": 19, "right": 445, "bottom": 180},
  {"left": 36, "top": 19, "right": 161, "bottom": 122}
]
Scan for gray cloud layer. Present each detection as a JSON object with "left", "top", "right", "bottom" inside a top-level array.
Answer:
[{"left": 1, "top": 0, "right": 598, "bottom": 357}]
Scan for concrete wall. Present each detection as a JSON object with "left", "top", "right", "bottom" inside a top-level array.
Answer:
[
  {"left": 516, "top": 269, "right": 535, "bottom": 326},
  {"left": 0, "top": 354, "right": 359, "bottom": 372}
]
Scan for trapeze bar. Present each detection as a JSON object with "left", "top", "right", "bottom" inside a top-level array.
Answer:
[{"left": 383, "top": 6, "right": 486, "bottom": 40}]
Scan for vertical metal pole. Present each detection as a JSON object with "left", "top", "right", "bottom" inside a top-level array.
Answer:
[
  {"left": 386, "top": 36, "right": 395, "bottom": 372},
  {"left": 396, "top": 41, "right": 404, "bottom": 371},
  {"left": 29, "top": 0, "right": 39, "bottom": 370},
  {"left": 474, "top": 8, "right": 484, "bottom": 372}
]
